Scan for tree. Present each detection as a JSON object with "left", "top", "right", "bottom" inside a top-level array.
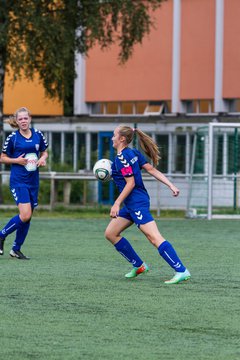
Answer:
[
  {"left": 0, "top": 0, "right": 166, "bottom": 115},
  {"left": 0, "top": 0, "right": 166, "bottom": 202}
]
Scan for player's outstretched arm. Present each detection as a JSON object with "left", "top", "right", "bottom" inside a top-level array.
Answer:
[{"left": 142, "top": 163, "right": 180, "bottom": 197}]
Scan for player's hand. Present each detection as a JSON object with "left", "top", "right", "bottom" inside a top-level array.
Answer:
[
  {"left": 17, "top": 154, "right": 28, "bottom": 166},
  {"left": 110, "top": 203, "right": 120, "bottom": 218},
  {"left": 170, "top": 185, "right": 180, "bottom": 197},
  {"left": 37, "top": 158, "right": 46, "bottom": 167}
]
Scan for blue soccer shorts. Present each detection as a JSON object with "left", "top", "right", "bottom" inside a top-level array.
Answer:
[
  {"left": 119, "top": 205, "right": 154, "bottom": 227},
  {"left": 10, "top": 186, "right": 39, "bottom": 208}
]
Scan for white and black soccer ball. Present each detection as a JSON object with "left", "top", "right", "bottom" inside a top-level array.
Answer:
[{"left": 93, "top": 159, "right": 113, "bottom": 182}]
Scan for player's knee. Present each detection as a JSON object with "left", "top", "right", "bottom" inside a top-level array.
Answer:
[
  {"left": 105, "top": 228, "right": 115, "bottom": 242},
  {"left": 20, "top": 213, "right": 32, "bottom": 223},
  {"left": 104, "top": 228, "right": 111, "bottom": 241},
  {"left": 146, "top": 235, "right": 160, "bottom": 248}
]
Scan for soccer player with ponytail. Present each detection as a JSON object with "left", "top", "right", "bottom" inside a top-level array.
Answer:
[
  {"left": 105, "top": 125, "right": 190, "bottom": 284},
  {"left": 0, "top": 107, "right": 48, "bottom": 259}
]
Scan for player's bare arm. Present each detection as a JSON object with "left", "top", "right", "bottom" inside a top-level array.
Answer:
[
  {"left": 37, "top": 151, "right": 48, "bottom": 167},
  {"left": 110, "top": 176, "right": 135, "bottom": 218},
  {"left": 142, "top": 163, "right": 180, "bottom": 197},
  {"left": 1, "top": 153, "right": 28, "bottom": 166}
]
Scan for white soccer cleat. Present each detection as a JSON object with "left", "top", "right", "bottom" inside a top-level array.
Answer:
[{"left": 164, "top": 269, "right": 191, "bottom": 285}]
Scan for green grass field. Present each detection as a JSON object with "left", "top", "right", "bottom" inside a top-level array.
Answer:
[{"left": 0, "top": 216, "right": 239, "bottom": 360}]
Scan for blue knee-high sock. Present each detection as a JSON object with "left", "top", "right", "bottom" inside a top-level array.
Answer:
[
  {"left": 158, "top": 240, "right": 186, "bottom": 272},
  {"left": 12, "top": 221, "right": 31, "bottom": 251},
  {"left": 114, "top": 237, "right": 143, "bottom": 267},
  {"left": 0, "top": 215, "right": 24, "bottom": 239}
]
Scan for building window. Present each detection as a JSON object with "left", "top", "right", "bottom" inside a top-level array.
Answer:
[
  {"left": 89, "top": 101, "right": 171, "bottom": 115},
  {"left": 121, "top": 102, "right": 134, "bottom": 114},
  {"left": 144, "top": 101, "right": 166, "bottom": 115},
  {"left": 136, "top": 102, "right": 148, "bottom": 114},
  {"left": 91, "top": 103, "right": 102, "bottom": 114},
  {"left": 106, "top": 102, "right": 118, "bottom": 114},
  {"left": 227, "top": 99, "right": 240, "bottom": 113},
  {"left": 184, "top": 99, "right": 214, "bottom": 114},
  {"left": 199, "top": 100, "right": 212, "bottom": 113},
  {"left": 164, "top": 101, "right": 172, "bottom": 114},
  {"left": 234, "top": 99, "right": 240, "bottom": 112}
]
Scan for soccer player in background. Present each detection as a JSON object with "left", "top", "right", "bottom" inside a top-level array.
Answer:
[
  {"left": 105, "top": 125, "right": 191, "bottom": 284},
  {"left": 0, "top": 107, "right": 48, "bottom": 259}
]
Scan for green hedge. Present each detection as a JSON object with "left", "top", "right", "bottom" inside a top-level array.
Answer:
[{"left": 1, "top": 180, "right": 93, "bottom": 206}]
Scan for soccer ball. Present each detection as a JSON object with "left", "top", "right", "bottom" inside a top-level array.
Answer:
[{"left": 93, "top": 159, "right": 112, "bottom": 182}]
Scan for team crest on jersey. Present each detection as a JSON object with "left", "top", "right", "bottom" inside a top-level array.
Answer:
[{"left": 35, "top": 144, "right": 39, "bottom": 151}]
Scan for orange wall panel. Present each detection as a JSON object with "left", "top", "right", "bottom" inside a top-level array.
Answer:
[
  {"left": 223, "top": 0, "right": 240, "bottom": 98},
  {"left": 180, "top": 0, "right": 215, "bottom": 100},
  {"left": 86, "top": 1, "right": 173, "bottom": 102},
  {"left": 4, "top": 72, "right": 63, "bottom": 116}
]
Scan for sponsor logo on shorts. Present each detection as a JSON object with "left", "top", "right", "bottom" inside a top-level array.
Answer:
[
  {"left": 11, "top": 188, "right": 18, "bottom": 201},
  {"left": 135, "top": 211, "right": 143, "bottom": 220}
]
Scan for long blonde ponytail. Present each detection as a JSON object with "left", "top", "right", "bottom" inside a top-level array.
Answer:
[
  {"left": 135, "top": 128, "right": 160, "bottom": 166},
  {"left": 118, "top": 125, "right": 160, "bottom": 166}
]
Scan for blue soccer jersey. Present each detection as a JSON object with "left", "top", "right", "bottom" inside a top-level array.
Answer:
[
  {"left": 2, "top": 128, "right": 48, "bottom": 188},
  {"left": 112, "top": 147, "right": 150, "bottom": 209}
]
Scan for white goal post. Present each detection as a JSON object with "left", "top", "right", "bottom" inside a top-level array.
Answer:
[
  {"left": 187, "top": 122, "right": 240, "bottom": 220},
  {"left": 208, "top": 122, "right": 240, "bottom": 219}
]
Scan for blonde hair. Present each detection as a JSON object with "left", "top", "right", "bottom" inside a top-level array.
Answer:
[
  {"left": 118, "top": 125, "right": 160, "bottom": 166},
  {"left": 5, "top": 107, "right": 31, "bottom": 129}
]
